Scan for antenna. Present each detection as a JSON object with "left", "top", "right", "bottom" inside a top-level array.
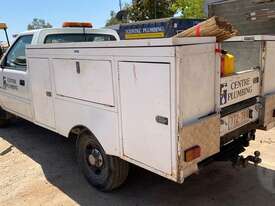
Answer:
[{"left": 119, "top": 0, "right": 122, "bottom": 10}]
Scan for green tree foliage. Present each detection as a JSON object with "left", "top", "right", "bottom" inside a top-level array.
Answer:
[
  {"left": 27, "top": 18, "right": 52, "bottom": 30},
  {"left": 105, "top": 0, "right": 204, "bottom": 26},
  {"left": 172, "top": 0, "right": 205, "bottom": 18},
  {"left": 106, "top": 11, "right": 125, "bottom": 27},
  {"left": 127, "top": 0, "right": 175, "bottom": 21}
]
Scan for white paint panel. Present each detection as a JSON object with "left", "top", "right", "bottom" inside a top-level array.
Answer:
[
  {"left": 27, "top": 37, "right": 216, "bottom": 50},
  {"left": 227, "top": 35, "right": 275, "bottom": 42},
  {"left": 29, "top": 58, "right": 55, "bottom": 128},
  {"left": 54, "top": 98, "right": 119, "bottom": 156},
  {"left": 0, "top": 94, "right": 33, "bottom": 120},
  {"left": 177, "top": 44, "right": 216, "bottom": 125},
  {"left": 52, "top": 59, "right": 114, "bottom": 106},
  {"left": 1, "top": 70, "right": 30, "bottom": 99},
  {"left": 119, "top": 62, "right": 172, "bottom": 174},
  {"left": 220, "top": 70, "right": 260, "bottom": 108},
  {"left": 263, "top": 41, "right": 275, "bottom": 95},
  {"left": 0, "top": 69, "right": 33, "bottom": 119}
]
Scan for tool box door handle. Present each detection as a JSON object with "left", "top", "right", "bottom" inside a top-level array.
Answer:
[
  {"left": 76, "top": 61, "right": 80, "bottom": 74},
  {"left": 155, "top": 115, "right": 169, "bottom": 125},
  {"left": 46, "top": 91, "right": 52, "bottom": 97}
]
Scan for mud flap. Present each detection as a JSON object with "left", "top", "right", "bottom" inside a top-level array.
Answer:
[{"left": 178, "top": 114, "right": 220, "bottom": 182}]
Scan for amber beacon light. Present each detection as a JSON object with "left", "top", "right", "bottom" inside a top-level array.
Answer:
[{"left": 62, "top": 22, "right": 93, "bottom": 28}]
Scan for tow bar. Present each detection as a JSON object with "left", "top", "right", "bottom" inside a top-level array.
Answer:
[{"left": 233, "top": 151, "right": 262, "bottom": 168}]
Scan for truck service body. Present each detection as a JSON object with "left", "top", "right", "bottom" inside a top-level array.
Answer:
[{"left": 0, "top": 24, "right": 274, "bottom": 191}]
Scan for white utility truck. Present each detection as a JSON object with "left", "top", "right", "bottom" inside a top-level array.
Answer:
[{"left": 0, "top": 23, "right": 271, "bottom": 191}]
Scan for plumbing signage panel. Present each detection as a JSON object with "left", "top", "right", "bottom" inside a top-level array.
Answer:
[{"left": 220, "top": 70, "right": 260, "bottom": 108}]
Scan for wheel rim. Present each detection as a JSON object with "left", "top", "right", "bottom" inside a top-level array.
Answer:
[{"left": 85, "top": 144, "right": 104, "bottom": 175}]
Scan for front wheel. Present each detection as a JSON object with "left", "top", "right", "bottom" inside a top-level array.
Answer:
[{"left": 76, "top": 131, "right": 129, "bottom": 191}]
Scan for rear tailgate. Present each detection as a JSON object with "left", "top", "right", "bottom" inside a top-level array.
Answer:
[
  {"left": 223, "top": 36, "right": 275, "bottom": 130},
  {"left": 219, "top": 69, "right": 261, "bottom": 136},
  {"left": 220, "top": 70, "right": 260, "bottom": 108}
]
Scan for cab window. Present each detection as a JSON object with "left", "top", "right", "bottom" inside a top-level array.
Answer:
[
  {"left": 44, "top": 33, "right": 116, "bottom": 44},
  {"left": 5, "top": 35, "right": 33, "bottom": 71}
]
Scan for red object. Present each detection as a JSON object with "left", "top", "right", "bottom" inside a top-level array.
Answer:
[
  {"left": 195, "top": 25, "right": 201, "bottom": 37},
  {"left": 215, "top": 48, "right": 222, "bottom": 53},
  {"left": 184, "top": 146, "right": 201, "bottom": 162}
]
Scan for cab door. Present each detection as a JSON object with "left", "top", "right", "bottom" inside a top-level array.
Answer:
[{"left": 0, "top": 35, "right": 33, "bottom": 119}]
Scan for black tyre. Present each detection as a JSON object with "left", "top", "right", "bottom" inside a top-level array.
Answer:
[
  {"left": 0, "top": 108, "right": 13, "bottom": 128},
  {"left": 0, "top": 109, "right": 11, "bottom": 128},
  {"left": 76, "top": 131, "right": 129, "bottom": 191},
  {"left": 0, "top": 118, "right": 9, "bottom": 128}
]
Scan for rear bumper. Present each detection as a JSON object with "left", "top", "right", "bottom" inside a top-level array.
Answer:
[
  {"left": 177, "top": 102, "right": 260, "bottom": 183},
  {"left": 177, "top": 114, "right": 220, "bottom": 183}
]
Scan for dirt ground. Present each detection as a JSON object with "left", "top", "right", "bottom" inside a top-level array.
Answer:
[{"left": 0, "top": 119, "right": 275, "bottom": 206}]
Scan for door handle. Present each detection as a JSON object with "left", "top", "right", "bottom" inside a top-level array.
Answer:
[
  {"left": 155, "top": 115, "right": 169, "bottom": 125},
  {"left": 76, "top": 61, "right": 80, "bottom": 74},
  {"left": 3, "top": 76, "right": 6, "bottom": 89},
  {"left": 46, "top": 91, "right": 52, "bottom": 97},
  {"left": 19, "top": 80, "right": 25, "bottom": 86}
]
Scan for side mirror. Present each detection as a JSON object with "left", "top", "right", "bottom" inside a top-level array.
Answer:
[{"left": 14, "top": 56, "right": 26, "bottom": 66}]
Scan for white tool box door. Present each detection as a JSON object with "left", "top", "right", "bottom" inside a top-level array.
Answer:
[
  {"left": 29, "top": 58, "right": 55, "bottom": 128},
  {"left": 52, "top": 59, "right": 114, "bottom": 106},
  {"left": 119, "top": 62, "right": 171, "bottom": 174}
]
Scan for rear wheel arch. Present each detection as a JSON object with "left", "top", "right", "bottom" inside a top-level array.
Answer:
[
  {"left": 68, "top": 125, "right": 88, "bottom": 139},
  {"left": 68, "top": 125, "right": 98, "bottom": 149}
]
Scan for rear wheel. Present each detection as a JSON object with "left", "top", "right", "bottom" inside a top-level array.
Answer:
[
  {"left": 0, "top": 118, "right": 9, "bottom": 128},
  {"left": 76, "top": 131, "right": 129, "bottom": 191},
  {"left": 0, "top": 109, "right": 11, "bottom": 128}
]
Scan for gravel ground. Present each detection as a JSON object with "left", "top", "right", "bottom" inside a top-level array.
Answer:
[{"left": 0, "top": 119, "right": 275, "bottom": 206}]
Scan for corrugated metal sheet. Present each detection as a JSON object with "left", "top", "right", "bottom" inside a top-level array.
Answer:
[
  {"left": 208, "top": 0, "right": 275, "bottom": 35},
  {"left": 204, "top": 0, "right": 228, "bottom": 15}
]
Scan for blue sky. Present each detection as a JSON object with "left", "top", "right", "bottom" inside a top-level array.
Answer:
[{"left": 0, "top": 0, "right": 131, "bottom": 42}]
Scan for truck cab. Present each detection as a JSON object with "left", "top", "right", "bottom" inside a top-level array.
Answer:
[{"left": 0, "top": 25, "right": 119, "bottom": 121}]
